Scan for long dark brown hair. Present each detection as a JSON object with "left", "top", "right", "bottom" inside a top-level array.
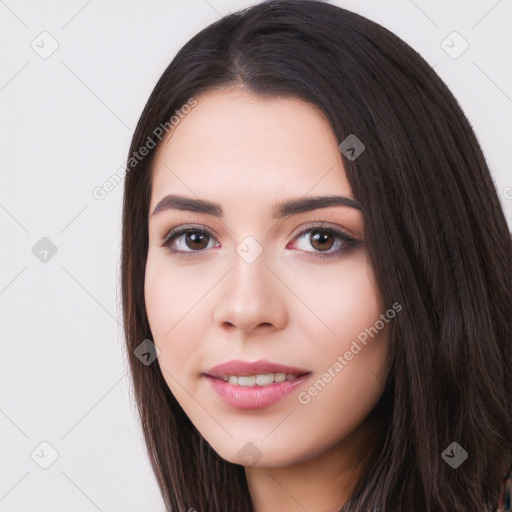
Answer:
[{"left": 121, "top": 1, "right": 512, "bottom": 510}]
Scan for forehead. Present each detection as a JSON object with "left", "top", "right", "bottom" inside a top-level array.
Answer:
[{"left": 149, "top": 88, "right": 353, "bottom": 213}]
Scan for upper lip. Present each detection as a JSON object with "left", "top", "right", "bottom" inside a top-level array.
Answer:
[{"left": 204, "top": 359, "right": 311, "bottom": 378}]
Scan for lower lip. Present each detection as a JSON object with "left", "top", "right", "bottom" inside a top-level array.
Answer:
[{"left": 204, "top": 374, "right": 311, "bottom": 410}]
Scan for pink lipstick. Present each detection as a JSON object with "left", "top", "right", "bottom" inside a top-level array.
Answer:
[{"left": 203, "top": 359, "right": 311, "bottom": 410}]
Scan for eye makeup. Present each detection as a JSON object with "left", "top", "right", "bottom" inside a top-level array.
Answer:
[{"left": 160, "top": 219, "right": 362, "bottom": 260}]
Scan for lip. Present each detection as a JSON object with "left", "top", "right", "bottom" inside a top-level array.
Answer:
[
  {"left": 202, "top": 359, "right": 311, "bottom": 410},
  {"left": 204, "top": 359, "right": 310, "bottom": 379}
]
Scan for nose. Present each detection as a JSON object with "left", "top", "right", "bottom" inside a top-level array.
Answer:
[{"left": 213, "top": 247, "right": 288, "bottom": 335}]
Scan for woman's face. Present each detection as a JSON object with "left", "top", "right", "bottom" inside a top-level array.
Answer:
[{"left": 145, "top": 88, "right": 391, "bottom": 469}]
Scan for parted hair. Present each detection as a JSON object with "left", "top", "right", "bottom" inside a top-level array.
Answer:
[{"left": 121, "top": 1, "right": 512, "bottom": 510}]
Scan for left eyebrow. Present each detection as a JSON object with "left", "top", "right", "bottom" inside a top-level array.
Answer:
[
  {"left": 150, "top": 194, "right": 363, "bottom": 219},
  {"left": 273, "top": 195, "right": 363, "bottom": 218}
]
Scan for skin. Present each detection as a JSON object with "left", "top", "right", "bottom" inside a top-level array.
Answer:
[{"left": 145, "top": 87, "right": 391, "bottom": 511}]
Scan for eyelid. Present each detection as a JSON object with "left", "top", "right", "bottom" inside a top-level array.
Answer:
[
  {"left": 305, "top": 213, "right": 362, "bottom": 238},
  {"left": 290, "top": 216, "right": 356, "bottom": 239}
]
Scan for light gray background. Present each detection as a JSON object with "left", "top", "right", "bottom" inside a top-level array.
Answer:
[{"left": 1, "top": 0, "right": 511, "bottom": 510}]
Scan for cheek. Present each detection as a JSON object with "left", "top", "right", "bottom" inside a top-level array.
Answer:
[
  {"left": 144, "top": 252, "right": 205, "bottom": 372},
  {"left": 289, "top": 251, "right": 384, "bottom": 345},
  {"left": 289, "top": 252, "right": 389, "bottom": 414},
  {"left": 144, "top": 254, "right": 176, "bottom": 336},
  {"left": 282, "top": 256, "right": 389, "bottom": 461},
  {"left": 144, "top": 249, "right": 212, "bottom": 331}
]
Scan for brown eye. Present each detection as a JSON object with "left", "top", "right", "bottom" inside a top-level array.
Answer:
[
  {"left": 309, "top": 230, "right": 335, "bottom": 252},
  {"left": 162, "top": 226, "right": 219, "bottom": 254},
  {"left": 183, "top": 231, "right": 210, "bottom": 250},
  {"left": 293, "top": 224, "right": 360, "bottom": 259}
]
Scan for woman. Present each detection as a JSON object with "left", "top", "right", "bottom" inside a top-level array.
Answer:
[{"left": 121, "top": 1, "right": 512, "bottom": 510}]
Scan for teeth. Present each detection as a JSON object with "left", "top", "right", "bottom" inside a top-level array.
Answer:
[
  {"left": 238, "top": 375, "right": 256, "bottom": 386},
  {"left": 255, "top": 373, "right": 274, "bottom": 386},
  {"left": 274, "top": 372, "right": 287, "bottom": 383},
  {"left": 221, "top": 372, "right": 298, "bottom": 386}
]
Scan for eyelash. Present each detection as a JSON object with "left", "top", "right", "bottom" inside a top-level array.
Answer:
[{"left": 161, "top": 221, "right": 361, "bottom": 260}]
